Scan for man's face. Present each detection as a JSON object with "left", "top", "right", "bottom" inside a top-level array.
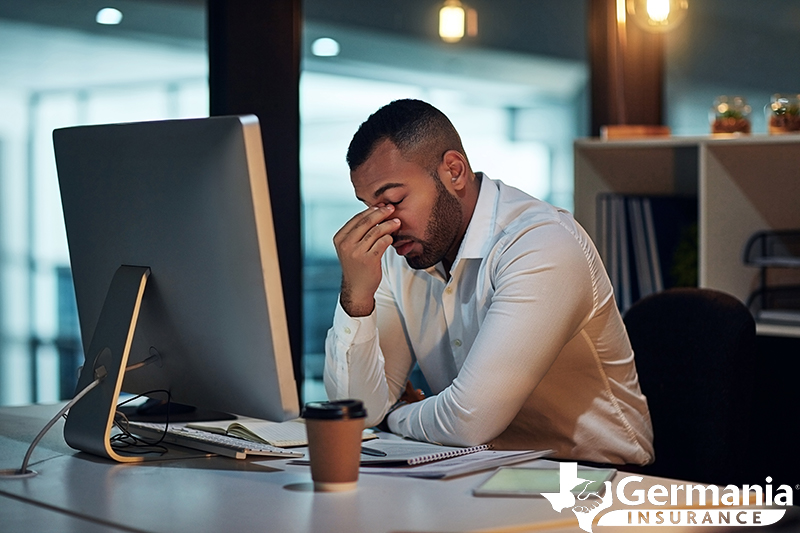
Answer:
[{"left": 351, "top": 139, "right": 463, "bottom": 269}]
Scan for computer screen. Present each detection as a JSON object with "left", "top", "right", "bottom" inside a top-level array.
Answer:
[{"left": 53, "top": 115, "right": 299, "bottom": 459}]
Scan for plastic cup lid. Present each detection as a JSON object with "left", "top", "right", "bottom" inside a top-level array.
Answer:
[{"left": 302, "top": 399, "right": 367, "bottom": 420}]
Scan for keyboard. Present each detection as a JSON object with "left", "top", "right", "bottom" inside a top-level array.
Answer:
[{"left": 127, "top": 421, "right": 306, "bottom": 460}]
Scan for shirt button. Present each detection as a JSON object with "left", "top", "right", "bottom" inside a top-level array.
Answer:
[
  {"left": 453, "top": 339, "right": 462, "bottom": 347},
  {"left": 445, "top": 287, "right": 453, "bottom": 295},
  {"left": 343, "top": 327, "right": 352, "bottom": 335}
]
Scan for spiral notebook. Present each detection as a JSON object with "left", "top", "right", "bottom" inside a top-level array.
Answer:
[
  {"left": 358, "top": 440, "right": 493, "bottom": 466},
  {"left": 288, "top": 439, "right": 491, "bottom": 466},
  {"left": 289, "top": 438, "right": 551, "bottom": 478},
  {"left": 355, "top": 439, "right": 553, "bottom": 479},
  {"left": 361, "top": 449, "right": 552, "bottom": 479}
]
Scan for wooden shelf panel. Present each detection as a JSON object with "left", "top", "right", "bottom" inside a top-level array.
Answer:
[
  {"left": 574, "top": 134, "right": 800, "bottom": 307},
  {"left": 700, "top": 141, "right": 800, "bottom": 303}
]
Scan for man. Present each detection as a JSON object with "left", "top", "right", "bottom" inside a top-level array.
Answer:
[{"left": 324, "top": 99, "right": 654, "bottom": 465}]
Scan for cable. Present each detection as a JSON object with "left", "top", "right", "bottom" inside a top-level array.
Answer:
[
  {"left": 0, "top": 376, "right": 104, "bottom": 478},
  {"left": 110, "top": 389, "right": 172, "bottom": 455},
  {"left": 0, "top": 353, "right": 171, "bottom": 477},
  {"left": 123, "top": 352, "right": 161, "bottom": 372}
]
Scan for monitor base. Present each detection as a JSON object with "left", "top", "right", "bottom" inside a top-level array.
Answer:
[
  {"left": 63, "top": 265, "right": 151, "bottom": 463},
  {"left": 118, "top": 398, "right": 235, "bottom": 423}
]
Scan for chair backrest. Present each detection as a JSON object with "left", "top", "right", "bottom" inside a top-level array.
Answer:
[{"left": 623, "top": 287, "right": 757, "bottom": 485}]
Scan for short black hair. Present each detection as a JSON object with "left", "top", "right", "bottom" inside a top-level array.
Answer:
[{"left": 346, "top": 99, "right": 468, "bottom": 172}]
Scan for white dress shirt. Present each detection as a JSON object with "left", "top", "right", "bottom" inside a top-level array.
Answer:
[{"left": 324, "top": 174, "right": 654, "bottom": 465}]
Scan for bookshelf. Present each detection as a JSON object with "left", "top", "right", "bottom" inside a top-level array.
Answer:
[{"left": 574, "top": 135, "right": 800, "bottom": 338}]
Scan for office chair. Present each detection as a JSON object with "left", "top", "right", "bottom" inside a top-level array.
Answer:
[{"left": 623, "top": 287, "right": 757, "bottom": 486}]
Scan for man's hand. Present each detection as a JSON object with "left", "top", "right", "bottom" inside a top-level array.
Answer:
[
  {"left": 377, "top": 380, "right": 425, "bottom": 433},
  {"left": 333, "top": 204, "right": 400, "bottom": 317},
  {"left": 399, "top": 380, "right": 425, "bottom": 404}
]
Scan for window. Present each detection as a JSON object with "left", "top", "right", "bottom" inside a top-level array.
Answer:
[{"left": 0, "top": 16, "right": 207, "bottom": 405}]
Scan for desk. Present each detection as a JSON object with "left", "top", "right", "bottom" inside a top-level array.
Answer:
[{"left": 0, "top": 404, "right": 715, "bottom": 533}]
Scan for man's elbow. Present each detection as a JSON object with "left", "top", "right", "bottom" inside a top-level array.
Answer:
[
  {"left": 446, "top": 433, "right": 491, "bottom": 448},
  {"left": 454, "top": 427, "right": 499, "bottom": 447},
  {"left": 434, "top": 413, "right": 503, "bottom": 448}
]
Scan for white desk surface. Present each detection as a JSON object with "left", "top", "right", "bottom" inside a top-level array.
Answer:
[{"left": 0, "top": 403, "right": 703, "bottom": 533}]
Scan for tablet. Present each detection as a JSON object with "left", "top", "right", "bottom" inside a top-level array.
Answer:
[{"left": 473, "top": 465, "right": 616, "bottom": 497}]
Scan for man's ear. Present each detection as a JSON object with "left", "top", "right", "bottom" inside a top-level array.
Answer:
[{"left": 442, "top": 150, "right": 468, "bottom": 191}]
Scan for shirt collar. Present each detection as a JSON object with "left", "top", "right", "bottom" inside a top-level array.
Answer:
[{"left": 455, "top": 172, "right": 498, "bottom": 261}]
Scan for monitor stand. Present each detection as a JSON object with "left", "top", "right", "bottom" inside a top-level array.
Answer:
[
  {"left": 117, "top": 398, "right": 235, "bottom": 424},
  {"left": 63, "top": 265, "right": 151, "bottom": 463}
]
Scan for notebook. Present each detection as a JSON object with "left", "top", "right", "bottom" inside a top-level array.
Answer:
[
  {"left": 360, "top": 449, "right": 552, "bottom": 479},
  {"left": 357, "top": 439, "right": 493, "bottom": 466},
  {"left": 288, "top": 437, "right": 552, "bottom": 477},
  {"left": 186, "top": 417, "right": 376, "bottom": 448}
]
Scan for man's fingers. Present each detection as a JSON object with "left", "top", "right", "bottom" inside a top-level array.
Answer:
[
  {"left": 399, "top": 380, "right": 425, "bottom": 403},
  {"left": 334, "top": 205, "right": 395, "bottom": 246},
  {"left": 337, "top": 219, "right": 399, "bottom": 263},
  {"left": 361, "top": 218, "right": 399, "bottom": 250},
  {"left": 368, "top": 233, "right": 395, "bottom": 257}
]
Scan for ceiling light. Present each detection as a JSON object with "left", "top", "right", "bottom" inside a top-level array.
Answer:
[
  {"left": 311, "top": 37, "right": 340, "bottom": 57},
  {"left": 439, "top": 0, "right": 466, "bottom": 43},
  {"left": 626, "top": 0, "right": 688, "bottom": 32},
  {"left": 439, "top": 1, "right": 477, "bottom": 43},
  {"left": 96, "top": 7, "right": 123, "bottom": 25}
]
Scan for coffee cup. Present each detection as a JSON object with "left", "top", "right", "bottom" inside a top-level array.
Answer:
[{"left": 303, "top": 399, "right": 367, "bottom": 492}]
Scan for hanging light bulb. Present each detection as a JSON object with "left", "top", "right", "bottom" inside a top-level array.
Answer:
[
  {"left": 439, "top": 0, "right": 466, "bottom": 43},
  {"left": 646, "top": 0, "right": 670, "bottom": 23},
  {"left": 626, "top": 0, "right": 688, "bottom": 32}
]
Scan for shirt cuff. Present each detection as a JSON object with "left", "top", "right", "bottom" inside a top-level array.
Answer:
[{"left": 333, "top": 297, "right": 379, "bottom": 345}]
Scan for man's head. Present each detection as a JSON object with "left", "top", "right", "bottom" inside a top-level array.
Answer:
[
  {"left": 346, "top": 100, "right": 479, "bottom": 271},
  {"left": 347, "top": 99, "right": 469, "bottom": 174}
]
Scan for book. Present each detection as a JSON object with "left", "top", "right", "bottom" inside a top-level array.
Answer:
[
  {"left": 629, "top": 197, "right": 654, "bottom": 298},
  {"left": 598, "top": 193, "right": 697, "bottom": 312},
  {"left": 600, "top": 125, "right": 671, "bottom": 140},
  {"left": 186, "top": 417, "right": 376, "bottom": 448}
]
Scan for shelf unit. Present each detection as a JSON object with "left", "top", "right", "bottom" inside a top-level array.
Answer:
[{"left": 574, "top": 134, "right": 800, "bottom": 338}]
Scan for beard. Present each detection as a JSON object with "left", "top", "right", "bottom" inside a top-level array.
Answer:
[{"left": 400, "top": 175, "right": 463, "bottom": 270}]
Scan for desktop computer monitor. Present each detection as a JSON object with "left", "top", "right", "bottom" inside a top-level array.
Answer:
[{"left": 53, "top": 115, "right": 299, "bottom": 461}]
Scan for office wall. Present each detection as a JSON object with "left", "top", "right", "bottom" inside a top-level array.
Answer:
[
  {"left": 306, "top": 0, "right": 799, "bottom": 136},
  {"left": 665, "top": 0, "right": 800, "bottom": 135},
  {"left": 305, "top": 0, "right": 588, "bottom": 61}
]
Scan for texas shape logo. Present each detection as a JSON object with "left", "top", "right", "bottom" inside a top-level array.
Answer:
[{"left": 542, "top": 462, "right": 613, "bottom": 533}]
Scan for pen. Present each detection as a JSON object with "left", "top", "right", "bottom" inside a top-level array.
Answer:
[{"left": 360, "top": 446, "right": 387, "bottom": 457}]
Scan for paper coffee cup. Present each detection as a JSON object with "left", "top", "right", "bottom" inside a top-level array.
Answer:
[{"left": 303, "top": 400, "right": 367, "bottom": 492}]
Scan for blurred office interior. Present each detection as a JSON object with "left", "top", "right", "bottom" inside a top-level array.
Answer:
[{"left": 0, "top": 0, "right": 797, "bottom": 406}]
